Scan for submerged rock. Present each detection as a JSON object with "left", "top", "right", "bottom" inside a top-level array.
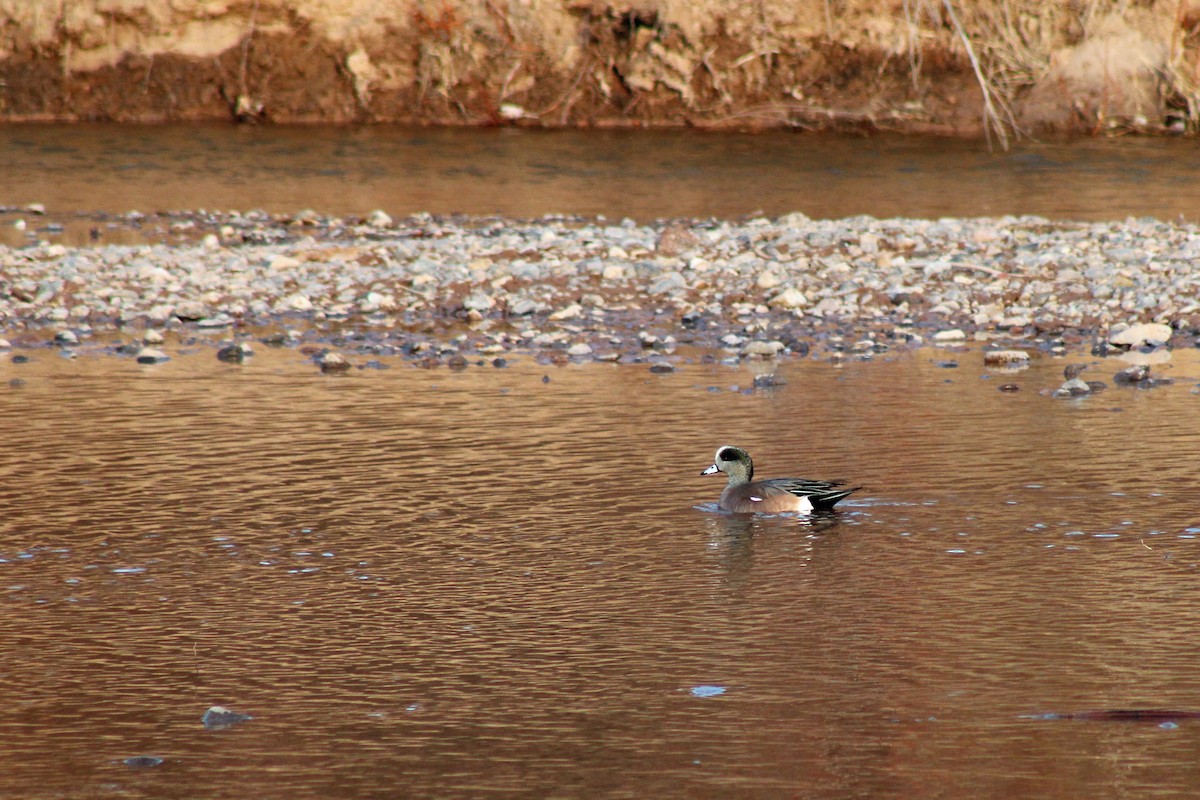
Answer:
[
  {"left": 135, "top": 347, "right": 169, "bottom": 364},
  {"left": 317, "top": 351, "right": 351, "bottom": 373},
  {"left": 201, "top": 705, "right": 253, "bottom": 729},
  {"left": 216, "top": 343, "right": 251, "bottom": 363},
  {"left": 1113, "top": 364, "right": 1151, "bottom": 385}
]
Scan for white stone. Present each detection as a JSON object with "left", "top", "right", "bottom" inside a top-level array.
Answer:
[
  {"left": 549, "top": 303, "right": 582, "bottom": 320},
  {"left": 756, "top": 270, "right": 782, "bottom": 290},
  {"left": 768, "top": 288, "right": 808, "bottom": 309},
  {"left": 463, "top": 292, "right": 494, "bottom": 312},
  {"left": 1109, "top": 322, "right": 1172, "bottom": 348},
  {"left": 567, "top": 343, "right": 593, "bottom": 356},
  {"left": 269, "top": 255, "right": 301, "bottom": 272},
  {"left": 742, "top": 340, "right": 783, "bottom": 357},
  {"left": 367, "top": 209, "right": 393, "bottom": 227},
  {"left": 934, "top": 329, "right": 966, "bottom": 342},
  {"left": 983, "top": 349, "right": 1030, "bottom": 366},
  {"left": 601, "top": 264, "right": 627, "bottom": 281},
  {"left": 283, "top": 294, "right": 313, "bottom": 312}
]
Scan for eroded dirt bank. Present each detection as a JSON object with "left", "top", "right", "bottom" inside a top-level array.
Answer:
[{"left": 3, "top": 1, "right": 1200, "bottom": 139}]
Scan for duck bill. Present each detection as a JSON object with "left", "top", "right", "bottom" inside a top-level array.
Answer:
[{"left": 700, "top": 464, "right": 719, "bottom": 476}]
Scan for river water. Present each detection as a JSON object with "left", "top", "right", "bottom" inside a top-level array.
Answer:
[
  {"left": 1, "top": 337, "right": 1199, "bottom": 799},
  {"left": 7, "top": 124, "right": 1200, "bottom": 227},
  {"left": 4, "top": 125, "right": 1200, "bottom": 798}
]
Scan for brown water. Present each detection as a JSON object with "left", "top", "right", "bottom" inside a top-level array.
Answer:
[
  {"left": 1, "top": 340, "right": 1199, "bottom": 798},
  {"left": 6, "top": 125, "right": 1200, "bottom": 234}
]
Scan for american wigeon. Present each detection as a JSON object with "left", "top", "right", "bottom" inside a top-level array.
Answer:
[{"left": 701, "top": 445, "right": 857, "bottom": 514}]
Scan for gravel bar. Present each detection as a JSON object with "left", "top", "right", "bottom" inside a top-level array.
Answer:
[{"left": 2, "top": 209, "right": 1199, "bottom": 363}]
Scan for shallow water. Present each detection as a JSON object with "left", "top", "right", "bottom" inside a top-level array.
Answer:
[
  {"left": 1, "top": 340, "right": 1199, "bottom": 798},
  {"left": 6, "top": 125, "right": 1200, "bottom": 246}
]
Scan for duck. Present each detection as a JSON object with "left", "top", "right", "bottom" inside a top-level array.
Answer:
[{"left": 701, "top": 445, "right": 857, "bottom": 514}]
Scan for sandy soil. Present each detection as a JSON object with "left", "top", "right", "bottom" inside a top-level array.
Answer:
[{"left": 2, "top": 1, "right": 1199, "bottom": 139}]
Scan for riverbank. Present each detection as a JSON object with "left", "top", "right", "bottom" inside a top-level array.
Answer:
[
  {"left": 1, "top": 1, "right": 1196, "bottom": 141},
  {"left": 1, "top": 211, "right": 1197, "bottom": 364}
]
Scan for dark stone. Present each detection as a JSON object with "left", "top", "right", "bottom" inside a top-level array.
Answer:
[
  {"left": 216, "top": 344, "right": 247, "bottom": 363},
  {"left": 1113, "top": 365, "right": 1151, "bottom": 385},
  {"left": 649, "top": 363, "right": 675, "bottom": 374}
]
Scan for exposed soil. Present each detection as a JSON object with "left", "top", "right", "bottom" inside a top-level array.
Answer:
[{"left": 2, "top": 1, "right": 1199, "bottom": 139}]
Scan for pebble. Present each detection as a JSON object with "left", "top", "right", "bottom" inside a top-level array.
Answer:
[
  {"left": 318, "top": 352, "right": 351, "bottom": 373},
  {"left": 216, "top": 343, "right": 251, "bottom": 363},
  {"left": 983, "top": 349, "right": 1030, "bottom": 366},
  {"left": 135, "top": 347, "right": 169, "bottom": 364},
  {"left": 0, "top": 212, "right": 1197, "bottom": 366}
]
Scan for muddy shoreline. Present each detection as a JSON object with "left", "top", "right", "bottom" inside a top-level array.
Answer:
[{"left": 1, "top": 210, "right": 1196, "bottom": 369}]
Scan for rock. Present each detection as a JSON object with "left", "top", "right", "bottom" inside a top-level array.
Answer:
[
  {"left": 175, "top": 301, "right": 207, "bottom": 320},
  {"left": 366, "top": 209, "right": 393, "bottom": 227},
  {"left": 649, "top": 363, "right": 675, "bottom": 374},
  {"left": 282, "top": 294, "right": 313, "bottom": 312},
  {"left": 742, "top": 340, "right": 783, "bottom": 358},
  {"left": 1113, "top": 364, "right": 1151, "bottom": 385},
  {"left": 462, "top": 292, "right": 494, "bottom": 312},
  {"left": 143, "top": 329, "right": 165, "bottom": 345},
  {"left": 1054, "top": 364, "right": 1091, "bottom": 396},
  {"left": 983, "top": 349, "right": 1030, "bottom": 367},
  {"left": 768, "top": 288, "right": 808, "bottom": 309},
  {"left": 934, "top": 329, "right": 966, "bottom": 342},
  {"left": 54, "top": 330, "right": 78, "bottom": 345},
  {"left": 268, "top": 255, "right": 302, "bottom": 271},
  {"left": 197, "top": 315, "right": 233, "bottom": 328},
  {"left": 752, "top": 374, "right": 786, "bottom": 388},
  {"left": 549, "top": 304, "right": 582, "bottom": 321},
  {"left": 216, "top": 343, "right": 250, "bottom": 363},
  {"left": 1109, "top": 322, "right": 1172, "bottom": 349},
  {"left": 201, "top": 706, "right": 252, "bottom": 729},
  {"left": 507, "top": 297, "right": 538, "bottom": 316},
  {"left": 649, "top": 271, "right": 687, "bottom": 294},
  {"left": 601, "top": 263, "right": 628, "bottom": 281},
  {"left": 446, "top": 353, "right": 468, "bottom": 370},
  {"left": 567, "top": 342, "right": 593, "bottom": 356},
  {"left": 135, "top": 347, "right": 169, "bottom": 364},
  {"left": 124, "top": 756, "right": 164, "bottom": 768},
  {"left": 318, "top": 352, "right": 351, "bottom": 373},
  {"left": 756, "top": 270, "right": 782, "bottom": 290}
]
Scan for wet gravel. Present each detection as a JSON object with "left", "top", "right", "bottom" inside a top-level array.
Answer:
[{"left": 2, "top": 209, "right": 1200, "bottom": 365}]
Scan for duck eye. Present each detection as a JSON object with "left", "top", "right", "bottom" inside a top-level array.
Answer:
[{"left": 718, "top": 448, "right": 740, "bottom": 461}]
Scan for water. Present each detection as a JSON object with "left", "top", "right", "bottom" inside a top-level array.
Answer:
[
  {"left": 5, "top": 124, "right": 1200, "bottom": 228},
  {"left": 1, "top": 340, "right": 1199, "bottom": 798}
]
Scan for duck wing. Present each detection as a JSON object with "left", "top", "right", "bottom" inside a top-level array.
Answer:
[{"left": 759, "top": 477, "right": 858, "bottom": 510}]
